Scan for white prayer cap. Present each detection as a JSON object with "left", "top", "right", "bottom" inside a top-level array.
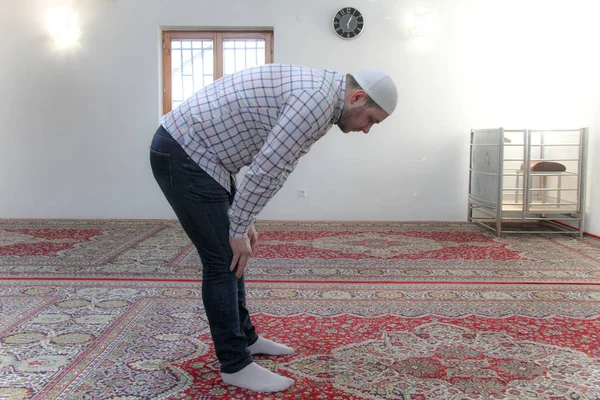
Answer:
[{"left": 352, "top": 69, "right": 398, "bottom": 115}]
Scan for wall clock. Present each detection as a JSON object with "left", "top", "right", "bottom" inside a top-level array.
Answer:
[{"left": 332, "top": 7, "right": 365, "bottom": 39}]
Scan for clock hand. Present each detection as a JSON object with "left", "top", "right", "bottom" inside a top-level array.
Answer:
[{"left": 346, "top": 16, "right": 353, "bottom": 29}]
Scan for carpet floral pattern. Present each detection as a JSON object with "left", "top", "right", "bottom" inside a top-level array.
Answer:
[
  {"left": 1, "top": 219, "right": 600, "bottom": 399},
  {"left": 0, "top": 220, "right": 599, "bottom": 283},
  {"left": 0, "top": 281, "right": 599, "bottom": 399}
]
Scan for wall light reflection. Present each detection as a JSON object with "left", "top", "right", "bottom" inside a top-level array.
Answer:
[{"left": 46, "top": 7, "right": 80, "bottom": 49}]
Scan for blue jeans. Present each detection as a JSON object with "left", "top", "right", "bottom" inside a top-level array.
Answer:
[{"left": 149, "top": 125, "right": 257, "bottom": 373}]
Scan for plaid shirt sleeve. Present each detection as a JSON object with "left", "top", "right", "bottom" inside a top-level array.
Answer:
[{"left": 227, "top": 89, "right": 332, "bottom": 238}]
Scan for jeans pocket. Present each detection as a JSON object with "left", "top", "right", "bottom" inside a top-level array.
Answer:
[
  {"left": 182, "top": 160, "right": 229, "bottom": 203},
  {"left": 150, "top": 149, "right": 173, "bottom": 196}
]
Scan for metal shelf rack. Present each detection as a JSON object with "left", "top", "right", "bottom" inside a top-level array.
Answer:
[{"left": 468, "top": 128, "right": 588, "bottom": 237}]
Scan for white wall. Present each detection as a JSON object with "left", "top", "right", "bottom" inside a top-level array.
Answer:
[{"left": 1, "top": 0, "right": 598, "bottom": 234}]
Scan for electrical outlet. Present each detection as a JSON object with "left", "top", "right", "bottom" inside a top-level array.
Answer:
[{"left": 298, "top": 189, "right": 308, "bottom": 197}]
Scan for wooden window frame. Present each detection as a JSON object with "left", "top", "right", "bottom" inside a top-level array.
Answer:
[{"left": 162, "top": 30, "right": 274, "bottom": 114}]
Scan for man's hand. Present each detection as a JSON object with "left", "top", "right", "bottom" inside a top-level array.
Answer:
[
  {"left": 229, "top": 235, "right": 252, "bottom": 278},
  {"left": 248, "top": 224, "right": 259, "bottom": 253},
  {"left": 229, "top": 225, "right": 258, "bottom": 278}
]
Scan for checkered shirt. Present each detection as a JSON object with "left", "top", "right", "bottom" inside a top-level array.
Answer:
[{"left": 160, "top": 64, "right": 346, "bottom": 238}]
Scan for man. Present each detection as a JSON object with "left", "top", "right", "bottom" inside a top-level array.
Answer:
[{"left": 150, "top": 64, "right": 397, "bottom": 393}]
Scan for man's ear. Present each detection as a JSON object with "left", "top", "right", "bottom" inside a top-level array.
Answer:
[{"left": 350, "top": 90, "right": 368, "bottom": 105}]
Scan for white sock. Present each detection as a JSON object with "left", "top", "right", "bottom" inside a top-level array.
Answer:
[
  {"left": 248, "top": 336, "right": 295, "bottom": 356},
  {"left": 221, "top": 362, "right": 294, "bottom": 393}
]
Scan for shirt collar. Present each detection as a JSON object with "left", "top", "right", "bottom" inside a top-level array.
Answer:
[{"left": 331, "top": 74, "right": 346, "bottom": 124}]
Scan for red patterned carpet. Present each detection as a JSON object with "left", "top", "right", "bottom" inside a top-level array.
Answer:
[
  {"left": 1, "top": 220, "right": 599, "bottom": 283},
  {"left": 0, "top": 220, "right": 599, "bottom": 399}
]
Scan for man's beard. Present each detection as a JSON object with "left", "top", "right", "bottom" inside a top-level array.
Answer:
[{"left": 336, "top": 107, "right": 361, "bottom": 133}]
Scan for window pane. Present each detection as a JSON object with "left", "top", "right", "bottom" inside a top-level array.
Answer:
[
  {"left": 223, "top": 48, "right": 235, "bottom": 75},
  {"left": 235, "top": 49, "right": 246, "bottom": 71},
  {"left": 204, "top": 49, "right": 213, "bottom": 74},
  {"left": 171, "top": 39, "right": 214, "bottom": 110},
  {"left": 172, "top": 69, "right": 182, "bottom": 102},
  {"left": 192, "top": 49, "right": 201, "bottom": 92},
  {"left": 171, "top": 48, "right": 183, "bottom": 103},
  {"left": 183, "top": 75, "right": 193, "bottom": 99},
  {"left": 192, "top": 49, "right": 207, "bottom": 92},
  {"left": 166, "top": 34, "right": 271, "bottom": 113},
  {"left": 246, "top": 49, "right": 257, "bottom": 68},
  {"left": 171, "top": 49, "right": 182, "bottom": 71},
  {"left": 182, "top": 49, "right": 193, "bottom": 75},
  {"left": 223, "top": 39, "right": 267, "bottom": 76}
]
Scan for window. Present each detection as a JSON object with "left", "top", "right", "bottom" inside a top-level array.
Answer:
[{"left": 161, "top": 30, "right": 274, "bottom": 114}]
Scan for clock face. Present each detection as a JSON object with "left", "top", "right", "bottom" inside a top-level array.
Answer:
[{"left": 333, "top": 7, "right": 364, "bottom": 39}]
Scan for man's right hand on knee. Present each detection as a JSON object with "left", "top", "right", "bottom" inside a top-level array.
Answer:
[{"left": 229, "top": 236, "right": 252, "bottom": 278}]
